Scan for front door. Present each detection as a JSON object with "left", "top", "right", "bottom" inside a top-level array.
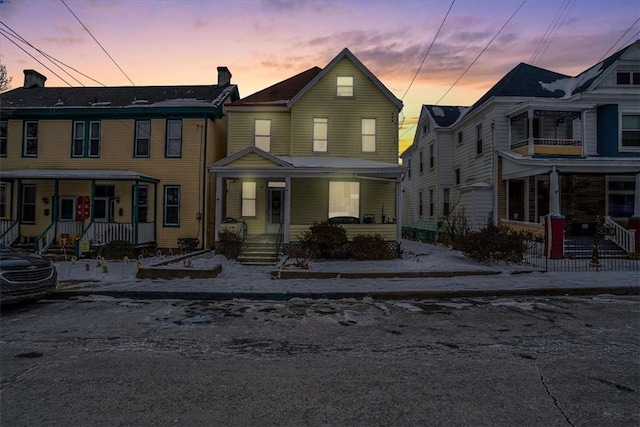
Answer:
[
  {"left": 508, "top": 180, "right": 525, "bottom": 221},
  {"left": 266, "top": 188, "right": 284, "bottom": 234},
  {"left": 93, "top": 197, "right": 111, "bottom": 222}
]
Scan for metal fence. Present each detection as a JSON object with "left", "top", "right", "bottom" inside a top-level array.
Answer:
[{"left": 523, "top": 236, "right": 639, "bottom": 272}]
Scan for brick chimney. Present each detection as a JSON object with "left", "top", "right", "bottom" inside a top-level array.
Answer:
[
  {"left": 217, "top": 67, "right": 232, "bottom": 87},
  {"left": 23, "top": 70, "right": 47, "bottom": 88}
]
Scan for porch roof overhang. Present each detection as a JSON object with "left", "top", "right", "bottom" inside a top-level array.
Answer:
[
  {"left": 0, "top": 169, "right": 160, "bottom": 183},
  {"left": 505, "top": 100, "right": 595, "bottom": 117},
  {"left": 499, "top": 151, "right": 640, "bottom": 180}
]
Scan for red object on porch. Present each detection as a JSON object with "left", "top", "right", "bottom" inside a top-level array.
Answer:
[
  {"left": 545, "top": 215, "right": 565, "bottom": 259},
  {"left": 629, "top": 217, "right": 640, "bottom": 253}
]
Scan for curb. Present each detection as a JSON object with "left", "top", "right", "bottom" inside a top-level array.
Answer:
[{"left": 52, "top": 285, "right": 640, "bottom": 302}]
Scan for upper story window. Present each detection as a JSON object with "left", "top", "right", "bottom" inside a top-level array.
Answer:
[
  {"left": 429, "top": 189, "right": 434, "bottom": 216},
  {"left": 617, "top": 71, "right": 640, "bottom": 85},
  {"left": 361, "top": 118, "right": 376, "bottom": 152},
  {"left": 23, "top": 121, "right": 38, "bottom": 157},
  {"left": 336, "top": 76, "right": 354, "bottom": 97},
  {"left": 422, "top": 122, "right": 429, "bottom": 135},
  {"left": 407, "top": 158, "right": 411, "bottom": 179},
  {"left": 455, "top": 168, "right": 461, "bottom": 185},
  {"left": 429, "top": 144, "right": 434, "bottom": 168},
  {"left": 166, "top": 119, "right": 182, "bottom": 157},
  {"left": 135, "top": 120, "right": 151, "bottom": 157},
  {"left": 476, "top": 123, "right": 483, "bottom": 154},
  {"left": 620, "top": 113, "right": 640, "bottom": 150},
  {"left": 313, "top": 118, "right": 328, "bottom": 152},
  {"left": 72, "top": 121, "right": 101, "bottom": 157},
  {"left": 0, "top": 121, "right": 7, "bottom": 157},
  {"left": 163, "top": 185, "right": 180, "bottom": 227},
  {"left": 457, "top": 131, "right": 463, "bottom": 145},
  {"left": 443, "top": 188, "right": 450, "bottom": 216},
  {"left": 419, "top": 150, "right": 423, "bottom": 173},
  {"left": 254, "top": 119, "right": 271, "bottom": 152}
]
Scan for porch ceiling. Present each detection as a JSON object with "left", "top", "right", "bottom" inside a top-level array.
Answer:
[
  {"left": 499, "top": 151, "right": 640, "bottom": 179},
  {"left": 0, "top": 169, "right": 160, "bottom": 183}
]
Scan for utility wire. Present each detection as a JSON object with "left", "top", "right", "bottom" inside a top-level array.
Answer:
[
  {"left": 0, "top": 32, "right": 73, "bottom": 87},
  {"left": 401, "top": 0, "right": 455, "bottom": 100},
  {"left": 529, "top": 0, "right": 568, "bottom": 64},
  {"left": 435, "top": 0, "right": 526, "bottom": 105},
  {"left": 598, "top": 16, "right": 640, "bottom": 61},
  {"left": 60, "top": 0, "right": 135, "bottom": 86},
  {"left": 535, "top": 0, "right": 575, "bottom": 65},
  {"left": 0, "top": 23, "right": 106, "bottom": 87}
]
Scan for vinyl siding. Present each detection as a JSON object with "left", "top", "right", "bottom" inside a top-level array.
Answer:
[
  {"left": 226, "top": 153, "right": 283, "bottom": 168},
  {"left": 227, "top": 111, "right": 291, "bottom": 155}
]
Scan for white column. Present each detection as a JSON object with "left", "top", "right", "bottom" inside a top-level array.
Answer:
[
  {"left": 634, "top": 173, "right": 640, "bottom": 218},
  {"left": 396, "top": 179, "right": 402, "bottom": 242},
  {"left": 214, "top": 175, "right": 223, "bottom": 241},
  {"left": 527, "top": 109, "right": 534, "bottom": 156},
  {"left": 284, "top": 176, "right": 291, "bottom": 243},
  {"left": 549, "top": 166, "right": 560, "bottom": 216},
  {"left": 524, "top": 177, "right": 530, "bottom": 222}
]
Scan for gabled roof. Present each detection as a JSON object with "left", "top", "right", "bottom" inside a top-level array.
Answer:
[
  {"left": 571, "top": 40, "right": 639, "bottom": 95},
  {"left": 289, "top": 48, "right": 403, "bottom": 110},
  {"left": 227, "top": 67, "right": 322, "bottom": 106},
  {"left": 212, "top": 146, "right": 293, "bottom": 168},
  {"left": 0, "top": 84, "right": 239, "bottom": 110},
  {"left": 466, "top": 63, "right": 570, "bottom": 114},
  {"left": 424, "top": 104, "right": 468, "bottom": 127}
]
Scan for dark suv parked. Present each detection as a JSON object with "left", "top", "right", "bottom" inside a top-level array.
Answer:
[{"left": 0, "top": 245, "right": 57, "bottom": 304}]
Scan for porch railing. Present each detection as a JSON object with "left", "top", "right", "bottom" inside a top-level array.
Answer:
[
  {"left": 35, "top": 222, "right": 56, "bottom": 254},
  {"left": 604, "top": 216, "right": 635, "bottom": 253},
  {"left": 76, "top": 221, "right": 156, "bottom": 257},
  {"left": 0, "top": 220, "right": 19, "bottom": 246},
  {"left": 75, "top": 222, "right": 96, "bottom": 257},
  {"left": 510, "top": 138, "right": 582, "bottom": 151},
  {"left": 137, "top": 222, "right": 155, "bottom": 245}
]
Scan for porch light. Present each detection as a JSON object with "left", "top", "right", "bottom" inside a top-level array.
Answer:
[
  {"left": 115, "top": 197, "right": 120, "bottom": 203},
  {"left": 41, "top": 197, "right": 49, "bottom": 205}
]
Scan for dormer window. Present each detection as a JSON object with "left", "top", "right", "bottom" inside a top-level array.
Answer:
[
  {"left": 617, "top": 71, "right": 640, "bottom": 85},
  {"left": 336, "top": 76, "right": 354, "bottom": 97}
]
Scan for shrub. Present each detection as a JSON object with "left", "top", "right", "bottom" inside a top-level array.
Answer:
[
  {"left": 300, "top": 222, "right": 348, "bottom": 259},
  {"left": 453, "top": 222, "right": 534, "bottom": 264},
  {"left": 350, "top": 234, "right": 392, "bottom": 260},
  {"left": 215, "top": 229, "right": 242, "bottom": 259},
  {"left": 103, "top": 240, "right": 134, "bottom": 260},
  {"left": 284, "top": 244, "right": 313, "bottom": 269},
  {"left": 177, "top": 237, "right": 199, "bottom": 254}
]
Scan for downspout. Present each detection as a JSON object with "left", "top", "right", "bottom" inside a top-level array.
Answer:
[
  {"left": 153, "top": 182, "right": 158, "bottom": 243},
  {"left": 491, "top": 118, "right": 498, "bottom": 225}
]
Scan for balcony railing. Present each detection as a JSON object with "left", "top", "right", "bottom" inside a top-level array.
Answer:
[{"left": 511, "top": 138, "right": 582, "bottom": 156}]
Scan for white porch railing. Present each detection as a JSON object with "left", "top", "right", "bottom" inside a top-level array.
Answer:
[
  {"left": 137, "top": 222, "right": 155, "bottom": 245},
  {"left": 93, "top": 222, "right": 134, "bottom": 244},
  {"left": 604, "top": 216, "right": 635, "bottom": 253},
  {"left": 36, "top": 223, "right": 57, "bottom": 254},
  {"left": 56, "top": 221, "right": 84, "bottom": 240},
  {"left": 0, "top": 220, "right": 19, "bottom": 246},
  {"left": 510, "top": 138, "right": 582, "bottom": 150}
]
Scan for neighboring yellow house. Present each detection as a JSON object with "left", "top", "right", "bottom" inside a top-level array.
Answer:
[
  {"left": 210, "top": 49, "right": 406, "bottom": 244},
  {"left": 0, "top": 68, "right": 239, "bottom": 253}
]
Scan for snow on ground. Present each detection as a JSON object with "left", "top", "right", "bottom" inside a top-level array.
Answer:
[{"left": 55, "top": 239, "right": 639, "bottom": 295}]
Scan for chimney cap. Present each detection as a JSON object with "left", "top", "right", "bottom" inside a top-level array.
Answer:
[{"left": 23, "top": 69, "right": 47, "bottom": 88}]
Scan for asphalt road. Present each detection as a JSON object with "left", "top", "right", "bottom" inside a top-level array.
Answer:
[{"left": 1, "top": 294, "right": 639, "bottom": 426}]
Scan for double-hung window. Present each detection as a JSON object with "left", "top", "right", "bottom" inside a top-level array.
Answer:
[
  {"left": 135, "top": 120, "right": 151, "bottom": 157},
  {"left": 329, "top": 182, "right": 359, "bottom": 218},
  {"left": 166, "top": 119, "right": 182, "bottom": 157},
  {"left": 72, "top": 121, "right": 101, "bottom": 157},
  {"left": 163, "top": 186, "right": 180, "bottom": 227},
  {"left": 137, "top": 185, "right": 149, "bottom": 222},
  {"left": 22, "top": 185, "right": 36, "bottom": 224},
  {"left": 455, "top": 168, "right": 461, "bottom": 185},
  {"left": 476, "top": 123, "right": 483, "bottom": 154},
  {"left": 242, "top": 181, "right": 257, "bottom": 217},
  {"left": 617, "top": 71, "right": 640, "bottom": 85},
  {"left": 361, "top": 119, "right": 376, "bottom": 152},
  {"left": 620, "top": 113, "right": 640, "bottom": 150},
  {"left": 419, "top": 151, "right": 423, "bottom": 173},
  {"left": 313, "top": 118, "right": 328, "bottom": 152},
  {"left": 0, "top": 184, "right": 6, "bottom": 218},
  {"left": 0, "top": 121, "right": 7, "bottom": 157},
  {"left": 336, "top": 76, "right": 353, "bottom": 97},
  {"left": 607, "top": 176, "right": 635, "bottom": 217},
  {"left": 23, "top": 121, "right": 38, "bottom": 157},
  {"left": 254, "top": 119, "right": 271, "bottom": 152},
  {"left": 429, "top": 189, "right": 434, "bottom": 216},
  {"left": 443, "top": 188, "right": 450, "bottom": 216},
  {"left": 419, "top": 191, "right": 423, "bottom": 217},
  {"left": 429, "top": 144, "right": 434, "bottom": 168}
]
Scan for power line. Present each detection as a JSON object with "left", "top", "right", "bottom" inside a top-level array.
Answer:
[
  {"left": 434, "top": 0, "right": 527, "bottom": 105},
  {"left": 60, "top": 0, "right": 135, "bottom": 86},
  {"left": 529, "top": 0, "right": 568, "bottom": 64},
  {"left": 0, "top": 32, "right": 73, "bottom": 87},
  {"left": 598, "top": 16, "right": 640, "bottom": 62},
  {"left": 401, "top": 0, "right": 455, "bottom": 100},
  {"left": 0, "top": 22, "right": 106, "bottom": 87},
  {"left": 535, "top": 0, "right": 575, "bottom": 65}
]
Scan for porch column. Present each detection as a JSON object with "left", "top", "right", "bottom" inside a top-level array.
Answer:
[
  {"left": 547, "top": 166, "right": 564, "bottom": 258},
  {"left": 527, "top": 108, "right": 534, "bottom": 156},
  {"left": 629, "top": 173, "right": 640, "bottom": 252},
  {"left": 283, "top": 176, "right": 291, "bottom": 243},
  {"left": 524, "top": 177, "right": 530, "bottom": 222},
  {"left": 214, "top": 175, "right": 223, "bottom": 241},
  {"left": 396, "top": 178, "right": 402, "bottom": 243},
  {"left": 133, "top": 182, "right": 139, "bottom": 245}
]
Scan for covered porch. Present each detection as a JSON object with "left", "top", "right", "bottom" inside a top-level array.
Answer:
[
  {"left": 0, "top": 169, "right": 159, "bottom": 256},
  {"left": 210, "top": 147, "right": 406, "bottom": 245}
]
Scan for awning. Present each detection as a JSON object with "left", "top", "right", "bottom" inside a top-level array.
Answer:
[{"left": 0, "top": 169, "right": 160, "bottom": 183}]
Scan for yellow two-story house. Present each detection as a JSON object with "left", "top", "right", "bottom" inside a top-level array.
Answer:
[
  {"left": 210, "top": 49, "right": 405, "bottom": 247},
  {"left": 0, "top": 68, "right": 239, "bottom": 254}
]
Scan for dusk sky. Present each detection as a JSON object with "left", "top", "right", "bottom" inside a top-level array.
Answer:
[{"left": 1, "top": 0, "right": 639, "bottom": 152}]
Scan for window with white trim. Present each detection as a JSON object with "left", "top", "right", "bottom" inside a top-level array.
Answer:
[
  {"left": 429, "top": 144, "right": 434, "bottom": 169},
  {"left": 136, "top": 185, "right": 149, "bottom": 223},
  {"left": 620, "top": 114, "right": 640, "bottom": 149},
  {"left": 23, "top": 121, "right": 38, "bottom": 157},
  {"left": 476, "top": 123, "right": 483, "bottom": 154},
  {"left": 336, "top": 76, "right": 353, "bottom": 97},
  {"left": 616, "top": 71, "right": 640, "bottom": 85},
  {"left": 242, "top": 181, "right": 257, "bottom": 217},
  {"left": 313, "top": 118, "right": 328, "bottom": 152},
  {"left": 329, "top": 181, "right": 359, "bottom": 218},
  {"left": 419, "top": 191, "right": 423, "bottom": 217},
  {"left": 166, "top": 119, "right": 182, "bottom": 157},
  {"left": 606, "top": 176, "right": 635, "bottom": 217},
  {"left": 443, "top": 188, "right": 450, "bottom": 216},
  {"left": 455, "top": 168, "right": 461, "bottom": 185},
  {"left": 72, "top": 121, "right": 101, "bottom": 157},
  {"left": 135, "top": 120, "right": 151, "bottom": 157},
  {"left": 163, "top": 185, "right": 180, "bottom": 226},
  {"left": 254, "top": 119, "right": 271, "bottom": 152},
  {"left": 429, "top": 189, "right": 434, "bottom": 216},
  {"left": 361, "top": 118, "right": 376, "bottom": 152}
]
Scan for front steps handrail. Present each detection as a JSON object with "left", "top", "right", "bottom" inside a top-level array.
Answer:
[
  {"left": 0, "top": 220, "right": 19, "bottom": 246},
  {"left": 604, "top": 216, "right": 635, "bottom": 253},
  {"left": 35, "top": 222, "right": 56, "bottom": 254}
]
